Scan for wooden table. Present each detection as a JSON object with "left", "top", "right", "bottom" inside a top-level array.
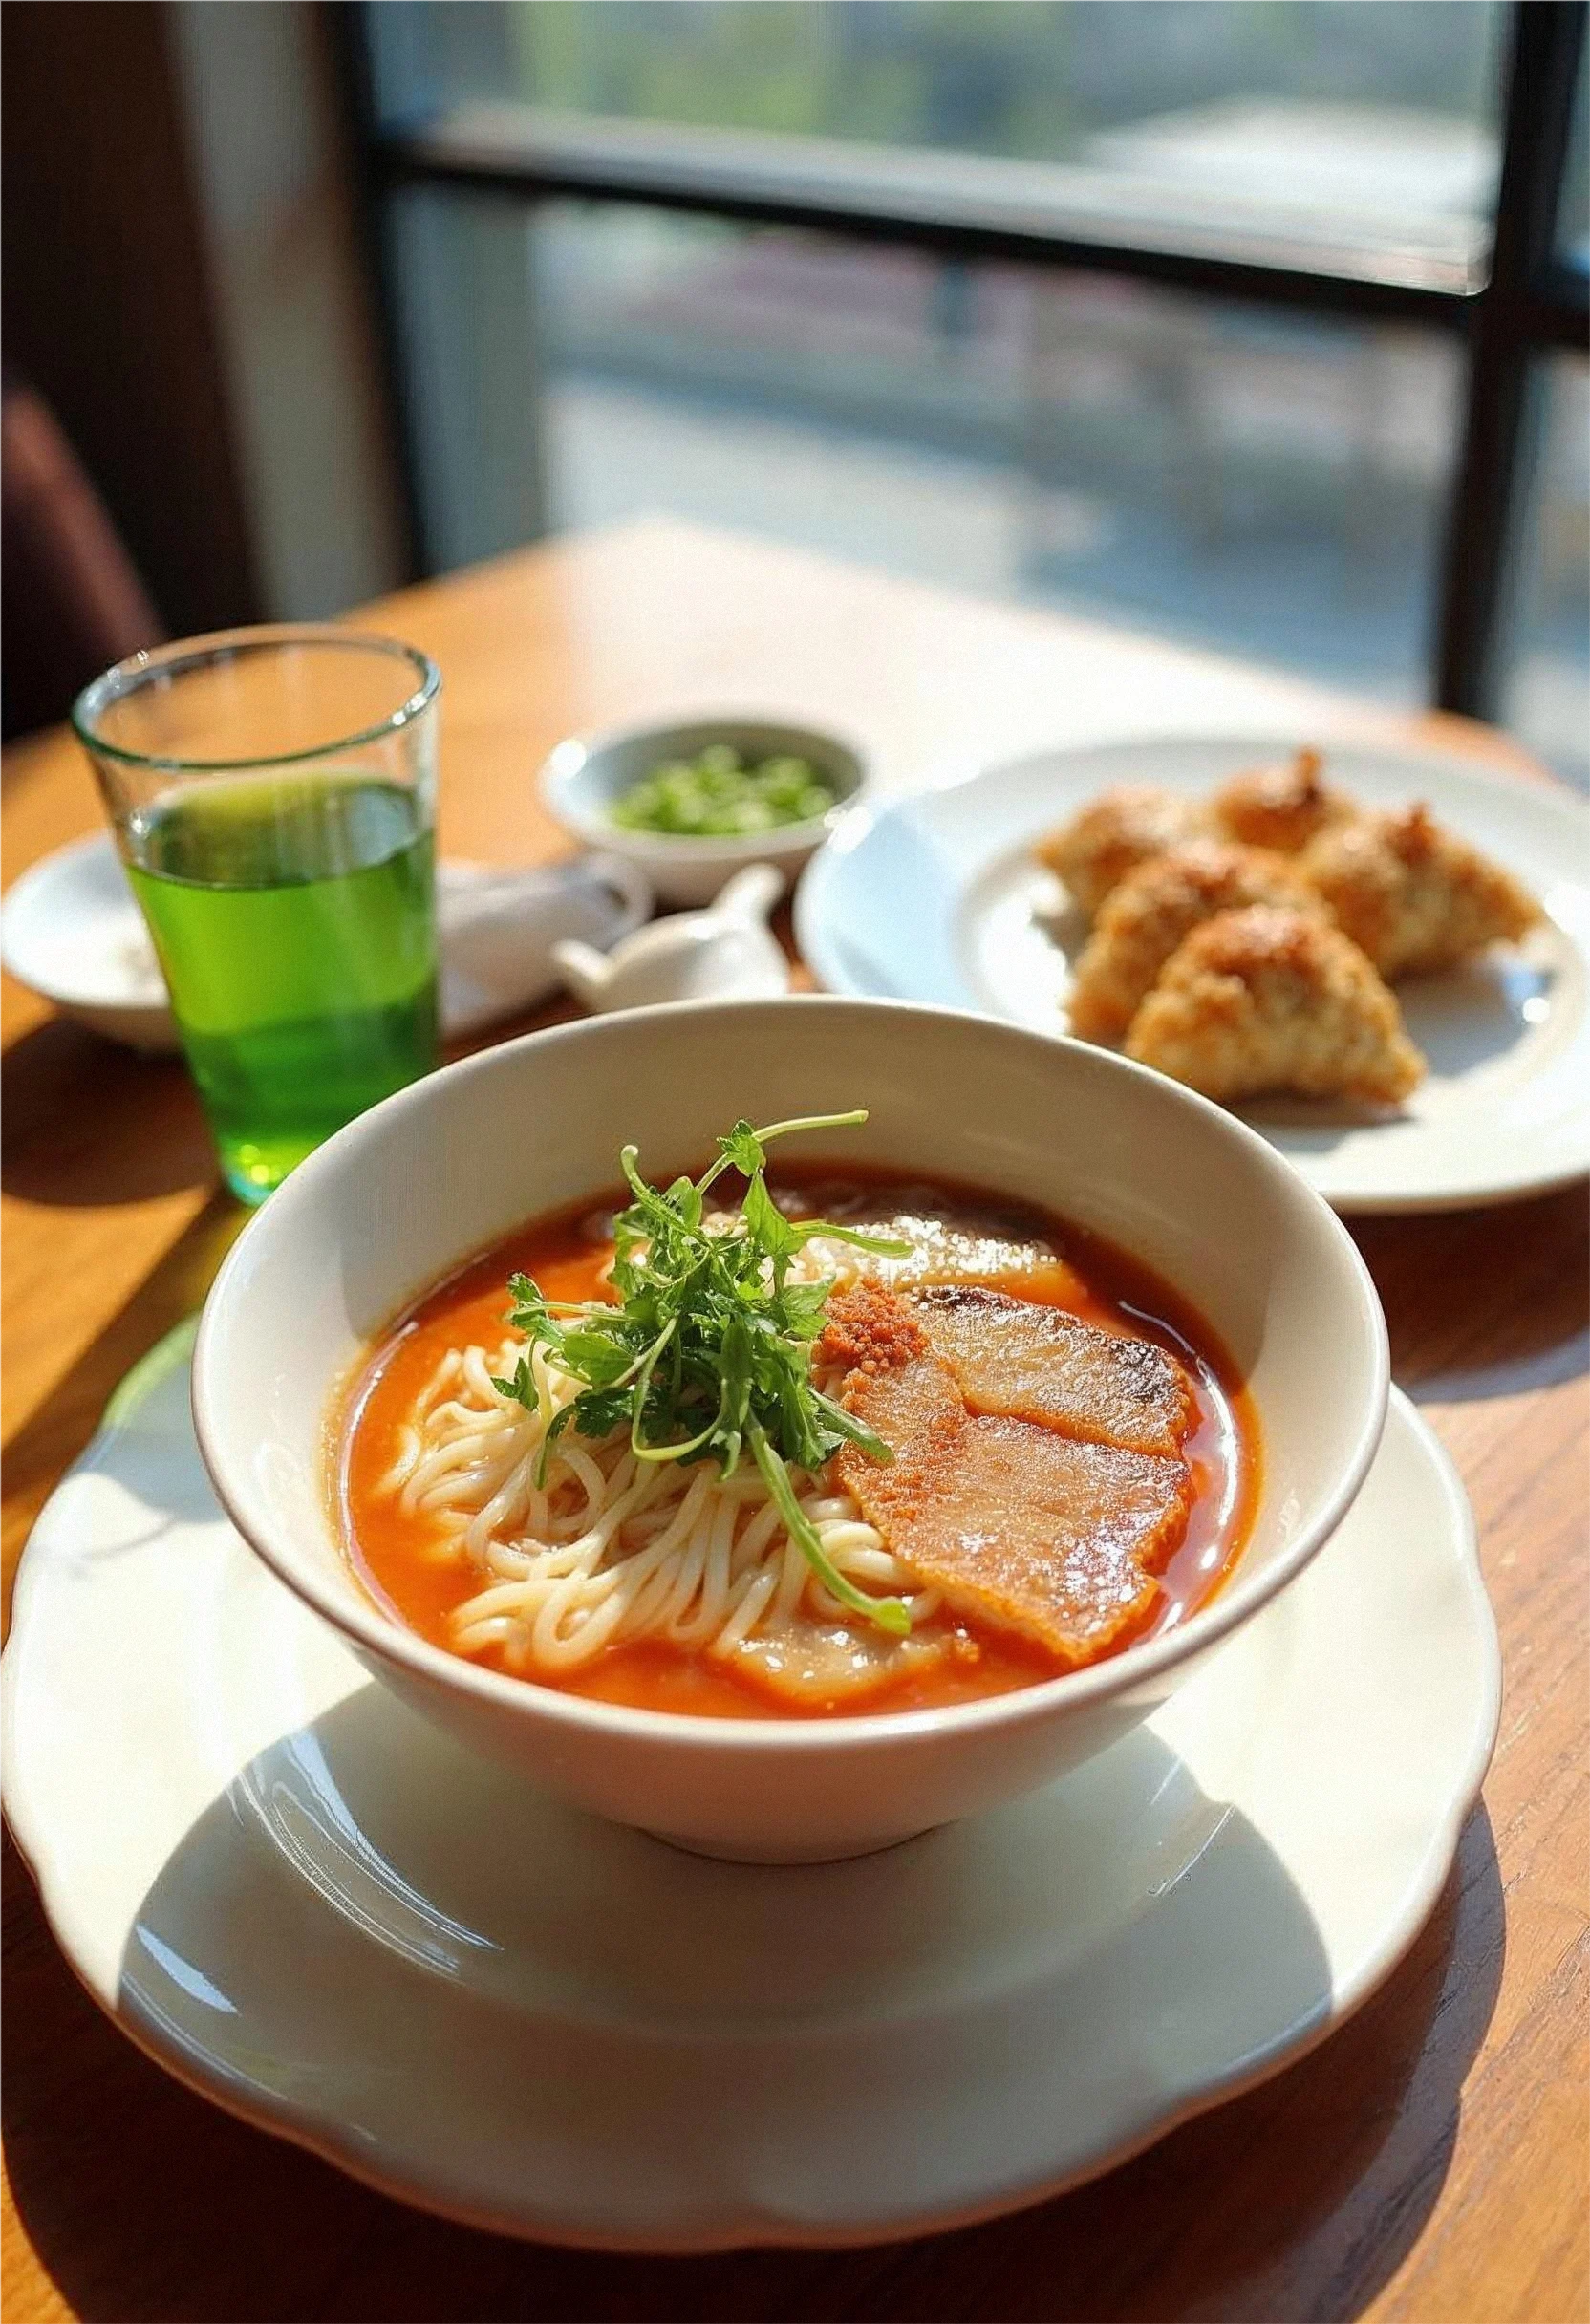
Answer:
[{"left": 4, "top": 520, "right": 1585, "bottom": 2323}]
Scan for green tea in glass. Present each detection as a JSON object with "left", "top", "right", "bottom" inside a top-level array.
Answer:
[{"left": 74, "top": 628, "right": 440, "bottom": 1205}]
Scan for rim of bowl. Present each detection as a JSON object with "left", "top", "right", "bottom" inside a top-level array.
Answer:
[
  {"left": 538, "top": 716, "right": 868, "bottom": 857},
  {"left": 192, "top": 996, "right": 1389, "bottom": 1753}
]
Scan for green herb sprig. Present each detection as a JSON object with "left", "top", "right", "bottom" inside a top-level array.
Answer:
[{"left": 492, "top": 1112, "right": 914, "bottom": 1634}]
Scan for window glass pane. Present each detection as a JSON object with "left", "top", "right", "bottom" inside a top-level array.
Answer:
[
  {"left": 515, "top": 204, "right": 1462, "bottom": 702},
  {"left": 387, "top": 185, "right": 549, "bottom": 574},
  {"left": 370, "top": 4, "right": 1505, "bottom": 275},
  {"left": 1558, "top": 39, "right": 1588, "bottom": 276},
  {"left": 517, "top": 0, "right": 1504, "bottom": 161},
  {"left": 1501, "top": 355, "right": 1590, "bottom": 792}
]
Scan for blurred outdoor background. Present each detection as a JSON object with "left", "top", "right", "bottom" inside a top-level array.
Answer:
[{"left": 15, "top": 0, "right": 1590, "bottom": 781}]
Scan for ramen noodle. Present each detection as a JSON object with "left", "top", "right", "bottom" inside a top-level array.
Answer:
[{"left": 337, "top": 1170, "right": 1259, "bottom": 1719}]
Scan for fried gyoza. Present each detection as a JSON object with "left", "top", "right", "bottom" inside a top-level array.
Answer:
[
  {"left": 1301, "top": 802, "right": 1540, "bottom": 979},
  {"left": 1066, "top": 839, "right": 1331, "bottom": 1043},
  {"left": 1035, "top": 785, "right": 1208, "bottom": 919},
  {"left": 1209, "top": 747, "right": 1356, "bottom": 855},
  {"left": 1125, "top": 905, "right": 1425, "bottom": 1107}
]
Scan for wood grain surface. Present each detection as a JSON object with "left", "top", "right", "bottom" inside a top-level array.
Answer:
[{"left": 4, "top": 521, "right": 1586, "bottom": 2324}]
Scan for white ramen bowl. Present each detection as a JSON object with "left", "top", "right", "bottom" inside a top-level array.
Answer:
[{"left": 193, "top": 998, "right": 1388, "bottom": 1863}]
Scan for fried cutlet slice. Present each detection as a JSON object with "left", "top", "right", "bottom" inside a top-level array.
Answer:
[
  {"left": 1301, "top": 802, "right": 1540, "bottom": 979},
  {"left": 821, "top": 1283, "right": 1192, "bottom": 1665},
  {"left": 909, "top": 1282, "right": 1194, "bottom": 1458},
  {"left": 1067, "top": 838, "right": 1331, "bottom": 1043},
  {"left": 1125, "top": 905, "right": 1425, "bottom": 1107},
  {"left": 1209, "top": 747, "right": 1356, "bottom": 855},
  {"left": 1035, "top": 785, "right": 1209, "bottom": 920}
]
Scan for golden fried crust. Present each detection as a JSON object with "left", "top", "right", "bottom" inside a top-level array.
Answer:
[
  {"left": 1210, "top": 748, "right": 1356, "bottom": 855},
  {"left": 1035, "top": 785, "right": 1208, "bottom": 919},
  {"left": 1067, "top": 838, "right": 1330, "bottom": 1043},
  {"left": 909, "top": 1282, "right": 1195, "bottom": 1459},
  {"left": 1125, "top": 905, "right": 1425, "bottom": 1107},
  {"left": 1301, "top": 802, "right": 1540, "bottom": 979},
  {"left": 829, "top": 1284, "right": 1192, "bottom": 1665}
]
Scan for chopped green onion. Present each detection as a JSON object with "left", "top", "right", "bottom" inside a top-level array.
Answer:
[
  {"left": 608, "top": 746, "right": 838, "bottom": 838},
  {"left": 496, "top": 1112, "right": 913, "bottom": 1635}
]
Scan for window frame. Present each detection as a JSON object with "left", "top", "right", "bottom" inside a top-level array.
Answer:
[{"left": 335, "top": 0, "right": 1588, "bottom": 724}]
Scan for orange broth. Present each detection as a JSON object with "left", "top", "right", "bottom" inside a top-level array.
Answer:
[{"left": 337, "top": 1170, "right": 1260, "bottom": 1719}]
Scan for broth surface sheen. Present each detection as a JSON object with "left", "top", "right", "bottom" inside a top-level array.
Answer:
[{"left": 338, "top": 1169, "right": 1258, "bottom": 1719}]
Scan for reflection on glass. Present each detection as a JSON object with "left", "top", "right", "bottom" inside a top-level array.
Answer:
[
  {"left": 1502, "top": 355, "right": 1590, "bottom": 792},
  {"left": 1558, "top": 39, "right": 1588, "bottom": 275},
  {"left": 369, "top": 4, "right": 1506, "bottom": 266},
  {"left": 530, "top": 204, "right": 1462, "bottom": 702},
  {"left": 509, "top": 2, "right": 1504, "bottom": 251},
  {"left": 508, "top": 1, "right": 1504, "bottom": 161}
]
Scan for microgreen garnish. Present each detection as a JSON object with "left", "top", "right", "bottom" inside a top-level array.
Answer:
[{"left": 492, "top": 1112, "right": 915, "bottom": 1635}]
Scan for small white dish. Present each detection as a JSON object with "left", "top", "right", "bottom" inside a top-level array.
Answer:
[
  {"left": 191, "top": 996, "right": 1386, "bottom": 1863},
  {"left": 540, "top": 716, "right": 866, "bottom": 907},
  {"left": 0, "top": 1342, "right": 1498, "bottom": 2249},
  {"left": 796, "top": 734, "right": 1590, "bottom": 1213},
  {"left": 0, "top": 832, "right": 654, "bottom": 1049},
  {"left": 553, "top": 862, "right": 790, "bottom": 1012},
  {"left": 434, "top": 853, "right": 654, "bottom": 1036},
  {"left": 0, "top": 830, "right": 174, "bottom": 1049}
]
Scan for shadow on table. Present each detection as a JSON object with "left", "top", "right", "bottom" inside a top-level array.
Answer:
[
  {"left": 4, "top": 1693, "right": 1502, "bottom": 2324},
  {"left": 1, "top": 1014, "right": 214, "bottom": 1204},
  {"left": 1349, "top": 1182, "right": 1589, "bottom": 1405},
  {"left": 1, "top": 1193, "right": 244, "bottom": 1630}
]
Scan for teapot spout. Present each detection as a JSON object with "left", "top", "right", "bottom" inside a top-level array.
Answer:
[
  {"left": 712, "top": 863, "right": 784, "bottom": 926},
  {"left": 550, "top": 938, "right": 615, "bottom": 1007}
]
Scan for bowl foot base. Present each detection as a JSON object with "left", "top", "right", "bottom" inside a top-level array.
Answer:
[{"left": 642, "top": 1823, "right": 939, "bottom": 1865}]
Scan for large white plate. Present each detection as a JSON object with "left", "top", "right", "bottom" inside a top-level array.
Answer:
[
  {"left": 797, "top": 735, "right": 1590, "bottom": 1212},
  {"left": 1, "top": 1327, "right": 1497, "bottom": 2249}
]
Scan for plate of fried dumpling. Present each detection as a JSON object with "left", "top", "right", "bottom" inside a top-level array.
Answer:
[{"left": 797, "top": 735, "right": 1590, "bottom": 1211}]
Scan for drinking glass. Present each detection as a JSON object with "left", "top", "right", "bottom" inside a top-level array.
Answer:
[{"left": 74, "top": 626, "right": 440, "bottom": 1205}]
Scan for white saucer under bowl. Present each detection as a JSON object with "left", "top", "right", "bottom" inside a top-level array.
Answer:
[{"left": 0, "top": 1334, "right": 1497, "bottom": 2251}]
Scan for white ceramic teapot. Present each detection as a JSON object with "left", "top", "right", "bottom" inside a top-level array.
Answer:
[{"left": 551, "top": 862, "right": 790, "bottom": 1014}]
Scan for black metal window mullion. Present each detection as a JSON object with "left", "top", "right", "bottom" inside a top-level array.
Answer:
[
  {"left": 1436, "top": 0, "right": 1588, "bottom": 720},
  {"left": 329, "top": 5, "right": 434, "bottom": 581},
  {"left": 337, "top": 0, "right": 1589, "bottom": 726}
]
